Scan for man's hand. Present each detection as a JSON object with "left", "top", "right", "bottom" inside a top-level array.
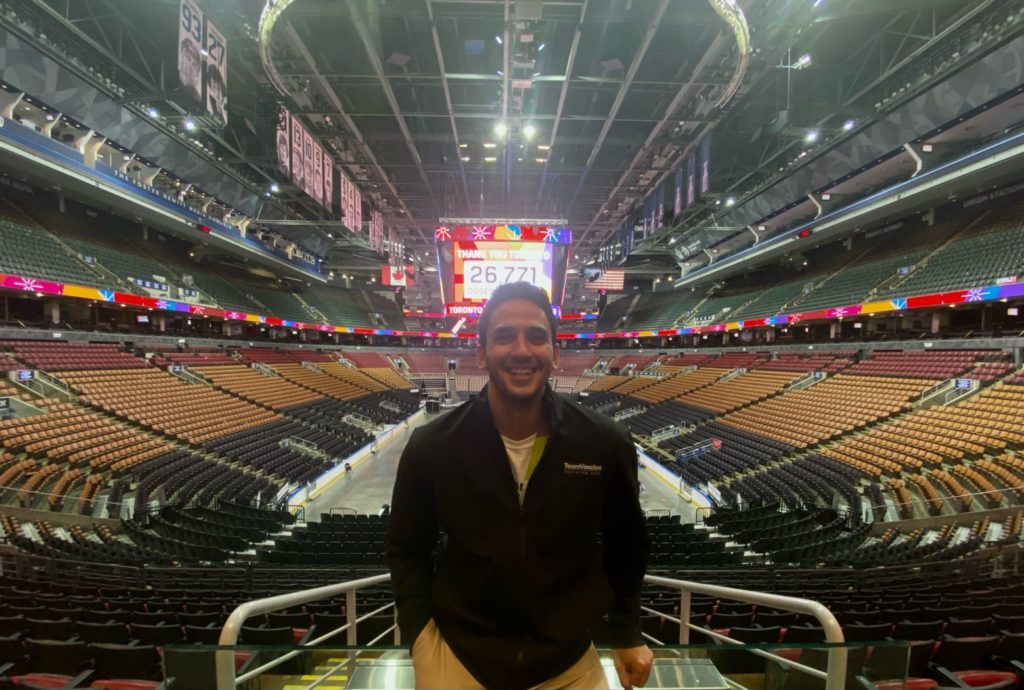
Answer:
[{"left": 612, "top": 645, "right": 653, "bottom": 689}]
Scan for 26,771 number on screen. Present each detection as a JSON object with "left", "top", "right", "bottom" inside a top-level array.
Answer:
[{"left": 463, "top": 261, "right": 546, "bottom": 299}]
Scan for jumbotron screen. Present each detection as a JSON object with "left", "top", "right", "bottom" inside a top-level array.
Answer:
[{"left": 434, "top": 224, "right": 572, "bottom": 316}]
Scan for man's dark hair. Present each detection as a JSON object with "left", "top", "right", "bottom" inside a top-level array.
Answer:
[{"left": 477, "top": 282, "right": 557, "bottom": 347}]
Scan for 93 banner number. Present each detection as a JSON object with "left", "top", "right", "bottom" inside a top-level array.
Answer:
[{"left": 180, "top": 2, "right": 202, "bottom": 42}]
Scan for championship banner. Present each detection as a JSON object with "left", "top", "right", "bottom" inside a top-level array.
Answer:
[
  {"left": 655, "top": 183, "right": 665, "bottom": 232},
  {"left": 674, "top": 166, "right": 684, "bottom": 216},
  {"left": 322, "top": 157, "right": 333, "bottom": 212},
  {"left": 177, "top": 0, "right": 203, "bottom": 103},
  {"left": 340, "top": 170, "right": 356, "bottom": 232},
  {"left": 700, "top": 134, "right": 712, "bottom": 195},
  {"left": 350, "top": 182, "right": 362, "bottom": 233},
  {"left": 686, "top": 151, "right": 696, "bottom": 207},
  {"left": 203, "top": 18, "right": 227, "bottom": 122},
  {"left": 275, "top": 106, "right": 290, "bottom": 176},
  {"left": 369, "top": 209, "right": 384, "bottom": 253},
  {"left": 290, "top": 116, "right": 305, "bottom": 188},
  {"left": 302, "top": 128, "right": 315, "bottom": 200},
  {"left": 312, "top": 143, "right": 323, "bottom": 205}
]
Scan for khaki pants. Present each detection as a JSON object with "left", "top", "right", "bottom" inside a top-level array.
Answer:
[{"left": 411, "top": 619, "right": 609, "bottom": 690}]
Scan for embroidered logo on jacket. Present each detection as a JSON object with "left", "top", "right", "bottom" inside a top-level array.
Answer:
[{"left": 563, "top": 462, "right": 602, "bottom": 476}]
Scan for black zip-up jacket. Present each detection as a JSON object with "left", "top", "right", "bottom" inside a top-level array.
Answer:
[{"left": 386, "top": 385, "right": 649, "bottom": 690}]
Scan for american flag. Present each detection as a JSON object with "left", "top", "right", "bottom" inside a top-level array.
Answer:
[{"left": 583, "top": 268, "right": 625, "bottom": 291}]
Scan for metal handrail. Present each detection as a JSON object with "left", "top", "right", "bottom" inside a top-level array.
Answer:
[
  {"left": 645, "top": 574, "right": 847, "bottom": 689},
  {"left": 214, "top": 571, "right": 847, "bottom": 690},
  {"left": 215, "top": 572, "right": 390, "bottom": 689}
]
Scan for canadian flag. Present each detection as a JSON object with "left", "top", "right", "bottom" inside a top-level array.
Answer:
[{"left": 382, "top": 265, "right": 407, "bottom": 286}]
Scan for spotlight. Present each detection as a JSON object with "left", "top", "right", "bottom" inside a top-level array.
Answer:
[
  {"left": 494, "top": 121, "right": 508, "bottom": 137},
  {"left": 522, "top": 123, "right": 536, "bottom": 139},
  {"left": 484, "top": 156, "right": 497, "bottom": 162},
  {"left": 269, "top": 183, "right": 280, "bottom": 193},
  {"left": 842, "top": 119, "right": 856, "bottom": 131},
  {"left": 183, "top": 118, "right": 196, "bottom": 131},
  {"left": 796, "top": 53, "right": 812, "bottom": 69},
  {"left": 725, "top": 197, "right": 736, "bottom": 207},
  {"left": 146, "top": 107, "right": 159, "bottom": 117},
  {"left": 804, "top": 130, "right": 819, "bottom": 143},
  {"left": 538, "top": 43, "right": 545, "bottom": 51},
  {"left": 495, "top": 34, "right": 503, "bottom": 45}
]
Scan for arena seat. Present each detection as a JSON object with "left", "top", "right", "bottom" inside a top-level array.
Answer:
[
  {"left": 300, "top": 284, "right": 379, "bottom": 328},
  {"left": 721, "top": 374, "right": 933, "bottom": 450},
  {"left": 340, "top": 350, "right": 393, "bottom": 368},
  {"left": 317, "top": 361, "right": 389, "bottom": 391},
  {"left": 0, "top": 214, "right": 106, "bottom": 288},
  {"left": 680, "top": 369, "right": 798, "bottom": 414},
  {"left": 245, "top": 285, "right": 319, "bottom": 324},
  {"left": 191, "top": 364, "right": 324, "bottom": 410},
  {"left": 359, "top": 367, "right": 415, "bottom": 389}
]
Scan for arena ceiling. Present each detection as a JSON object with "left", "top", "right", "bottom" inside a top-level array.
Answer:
[{"left": 2, "top": 0, "right": 1013, "bottom": 283}]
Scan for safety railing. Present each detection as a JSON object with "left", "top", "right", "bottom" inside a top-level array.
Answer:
[
  {"left": 212, "top": 572, "right": 855, "bottom": 689},
  {"left": 215, "top": 573, "right": 393, "bottom": 688},
  {"left": 644, "top": 574, "right": 848, "bottom": 689}
]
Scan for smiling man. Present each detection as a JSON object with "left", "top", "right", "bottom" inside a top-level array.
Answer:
[{"left": 387, "top": 281, "right": 652, "bottom": 690}]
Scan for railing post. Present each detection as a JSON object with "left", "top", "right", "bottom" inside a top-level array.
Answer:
[
  {"left": 679, "top": 587, "right": 691, "bottom": 645},
  {"left": 346, "top": 589, "right": 358, "bottom": 646}
]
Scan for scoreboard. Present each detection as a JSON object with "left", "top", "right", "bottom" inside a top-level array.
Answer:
[
  {"left": 457, "top": 241, "right": 553, "bottom": 301},
  {"left": 435, "top": 224, "right": 572, "bottom": 311}
]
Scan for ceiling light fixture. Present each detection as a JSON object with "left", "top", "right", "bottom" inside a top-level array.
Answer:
[
  {"left": 537, "top": 43, "right": 545, "bottom": 51},
  {"left": 183, "top": 118, "right": 196, "bottom": 132},
  {"left": 483, "top": 142, "right": 497, "bottom": 149},
  {"left": 522, "top": 123, "right": 536, "bottom": 139},
  {"left": 537, "top": 144, "right": 550, "bottom": 151},
  {"left": 804, "top": 130, "right": 819, "bottom": 143},
  {"left": 494, "top": 121, "right": 508, "bottom": 137},
  {"left": 484, "top": 156, "right": 497, "bottom": 162},
  {"left": 842, "top": 119, "right": 856, "bottom": 131},
  {"left": 495, "top": 34, "right": 503, "bottom": 45}
]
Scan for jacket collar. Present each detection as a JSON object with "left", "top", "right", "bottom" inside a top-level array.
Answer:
[{"left": 474, "top": 382, "right": 566, "bottom": 438}]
